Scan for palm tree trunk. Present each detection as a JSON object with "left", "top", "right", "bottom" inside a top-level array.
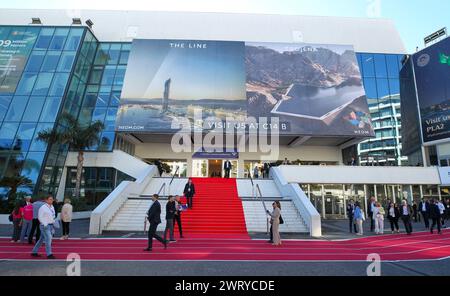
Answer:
[{"left": 74, "top": 151, "right": 84, "bottom": 199}]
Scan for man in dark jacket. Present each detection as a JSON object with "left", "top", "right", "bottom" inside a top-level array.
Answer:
[
  {"left": 367, "top": 196, "right": 376, "bottom": 232},
  {"left": 174, "top": 195, "right": 184, "bottom": 238},
  {"left": 399, "top": 200, "right": 413, "bottom": 235},
  {"left": 418, "top": 198, "right": 430, "bottom": 229},
  {"left": 223, "top": 160, "right": 232, "bottom": 179},
  {"left": 346, "top": 199, "right": 357, "bottom": 233},
  {"left": 183, "top": 178, "right": 195, "bottom": 209},
  {"left": 429, "top": 199, "right": 442, "bottom": 234},
  {"left": 144, "top": 194, "right": 167, "bottom": 252},
  {"left": 164, "top": 196, "right": 176, "bottom": 242}
]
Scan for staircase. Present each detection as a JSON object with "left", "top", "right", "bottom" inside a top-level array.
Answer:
[
  {"left": 104, "top": 177, "right": 309, "bottom": 235},
  {"left": 179, "top": 178, "right": 248, "bottom": 235}
]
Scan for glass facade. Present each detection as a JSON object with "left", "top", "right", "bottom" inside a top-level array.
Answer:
[
  {"left": 0, "top": 26, "right": 84, "bottom": 197},
  {"left": 356, "top": 53, "right": 408, "bottom": 166}
]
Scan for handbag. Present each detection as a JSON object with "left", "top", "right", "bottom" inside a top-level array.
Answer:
[
  {"left": 8, "top": 214, "right": 13, "bottom": 222},
  {"left": 279, "top": 215, "right": 284, "bottom": 225}
]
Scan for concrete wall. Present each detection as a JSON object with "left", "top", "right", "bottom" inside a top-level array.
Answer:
[
  {"left": 278, "top": 165, "right": 441, "bottom": 185},
  {"left": 0, "top": 9, "right": 406, "bottom": 54},
  {"left": 134, "top": 142, "right": 342, "bottom": 177}
]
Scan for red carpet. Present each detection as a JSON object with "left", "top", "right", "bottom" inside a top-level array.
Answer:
[
  {"left": 1, "top": 230, "right": 450, "bottom": 262},
  {"left": 179, "top": 178, "right": 248, "bottom": 236}
]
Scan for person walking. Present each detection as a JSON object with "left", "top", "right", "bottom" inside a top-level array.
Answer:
[
  {"left": 164, "top": 196, "right": 176, "bottom": 243},
  {"left": 60, "top": 199, "right": 73, "bottom": 240},
  {"left": 266, "top": 201, "right": 282, "bottom": 246},
  {"left": 368, "top": 196, "right": 376, "bottom": 232},
  {"left": 144, "top": 194, "right": 167, "bottom": 252},
  {"left": 387, "top": 202, "right": 400, "bottom": 234},
  {"left": 374, "top": 202, "right": 385, "bottom": 234},
  {"left": 354, "top": 202, "right": 365, "bottom": 236},
  {"left": 183, "top": 178, "right": 195, "bottom": 209},
  {"left": 174, "top": 195, "right": 184, "bottom": 238},
  {"left": 223, "top": 160, "right": 232, "bottom": 179},
  {"left": 10, "top": 202, "right": 24, "bottom": 243},
  {"left": 31, "top": 195, "right": 56, "bottom": 259},
  {"left": 263, "top": 163, "right": 270, "bottom": 179},
  {"left": 346, "top": 199, "right": 357, "bottom": 233},
  {"left": 430, "top": 199, "right": 442, "bottom": 235},
  {"left": 437, "top": 200, "right": 446, "bottom": 229},
  {"left": 253, "top": 165, "right": 259, "bottom": 179},
  {"left": 419, "top": 198, "right": 430, "bottom": 229},
  {"left": 412, "top": 201, "right": 418, "bottom": 223},
  {"left": 20, "top": 196, "right": 33, "bottom": 243},
  {"left": 28, "top": 196, "right": 45, "bottom": 244},
  {"left": 399, "top": 200, "right": 413, "bottom": 235}
]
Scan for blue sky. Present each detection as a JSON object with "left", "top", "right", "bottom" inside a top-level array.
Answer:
[{"left": 0, "top": 0, "right": 448, "bottom": 53}]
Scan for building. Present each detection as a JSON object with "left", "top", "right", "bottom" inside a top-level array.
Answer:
[{"left": 0, "top": 10, "right": 443, "bottom": 230}]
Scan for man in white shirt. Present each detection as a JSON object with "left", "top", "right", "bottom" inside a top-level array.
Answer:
[{"left": 31, "top": 195, "right": 56, "bottom": 259}]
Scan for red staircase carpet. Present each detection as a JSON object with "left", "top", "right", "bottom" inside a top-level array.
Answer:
[
  {"left": 1, "top": 230, "right": 450, "bottom": 261},
  {"left": 179, "top": 178, "right": 248, "bottom": 236}
]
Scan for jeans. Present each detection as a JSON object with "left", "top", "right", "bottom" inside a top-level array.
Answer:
[
  {"left": 375, "top": 216, "right": 384, "bottom": 234},
  {"left": 32, "top": 224, "right": 53, "bottom": 256},
  {"left": 164, "top": 219, "right": 174, "bottom": 241},
  {"left": 20, "top": 219, "right": 32, "bottom": 242},
  {"left": 28, "top": 219, "right": 41, "bottom": 244},
  {"left": 12, "top": 219, "right": 22, "bottom": 241}
]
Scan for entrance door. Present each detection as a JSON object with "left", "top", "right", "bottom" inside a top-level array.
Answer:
[{"left": 208, "top": 159, "right": 222, "bottom": 177}]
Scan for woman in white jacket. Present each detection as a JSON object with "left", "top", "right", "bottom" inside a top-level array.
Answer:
[
  {"left": 60, "top": 199, "right": 73, "bottom": 240},
  {"left": 374, "top": 202, "right": 385, "bottom": 235}
]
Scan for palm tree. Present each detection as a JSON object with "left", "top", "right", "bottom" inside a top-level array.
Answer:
[
  {"left": 37, "top": 112, "right": 105, "bottom": 199},
  {"left": 0, "top": 175, "right": 33, "bottom": 205}
]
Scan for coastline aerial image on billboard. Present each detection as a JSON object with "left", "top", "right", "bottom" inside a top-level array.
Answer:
[{"left": 116, "top": 39, "right": 374, "bottom": 137}]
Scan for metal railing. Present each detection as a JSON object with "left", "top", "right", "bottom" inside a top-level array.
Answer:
[{"left": 255, "top": 183, "right": 270, "bottom": 234}]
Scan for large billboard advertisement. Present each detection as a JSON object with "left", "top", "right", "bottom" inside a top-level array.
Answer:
[
  {"left": 413, "top": 36, "right": 450, "bottom": 144},
  {"left": 117, "top": 39, "right": 374, "bottom": 137},
  {"left": 0, "top": 27, "right": 39, "bottom": 93}
]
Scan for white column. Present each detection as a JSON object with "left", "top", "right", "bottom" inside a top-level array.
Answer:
[
  {"left": 438, "top": 185, "right": 442, "bottom": 200},
  {"left": 419, "top": 185, "right": 424, "bottom": 199},
  {"left": 321, "top": 185, "right": 326, "bottom": 219},
  {"left": 374, "top": 185, "right": 377, "bottom": 201},
  {"left": 364, "top": 185, "right": 369, "bottom": 214},
  {"left": 392, "top": 186, "right": 396, "bottom": 203},
  {"left": 343, "top": 185, "right": 347, "bottom": 219}
]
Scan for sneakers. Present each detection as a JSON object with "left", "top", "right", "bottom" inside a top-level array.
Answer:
[
  {"left": 169, "top": 240, "right": 177, "bottom": 243},
  {"left": 143, "top": 248, "right": 152, "bottom": 252}
]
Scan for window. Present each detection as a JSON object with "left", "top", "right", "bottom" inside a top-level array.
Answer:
[
  {"left": 376, "top": 78, "right": 390, "bottom": 99},
  {"left": 105, "top": 107, "right": 118, "bottom": 131},
  {"left": 0, "top": 123, "right": 19, "bottom": 149},
  {"left": 22, "top": 97, "right": 45, "bottom": 122},
  {"left": 107, "top": 44, "right": 121, "bottom": 65},
  {"left": 360, "top": 54, "right": 375, "bottom": 77},
  {"left": 21, "top": 152, "right": 45, "bottom": 184},
  {"left": 48, "top": 73, "right": 69, "bottom": 97},
  {"left": 374, "top": 54, "right": 388, "bottom": 78},
  {"left": 41, "top": 51, "right": 61, "bottom": 72},
  {"left": 113, "top": 66, "right": 126, "bottom": 86},
  {"left": 89, "top": 66, "right": 103, "bottom": 84},
  {"left": 98, "top": 132, "right": 115, "bottom": 151},
  {"left": 92, "top": 107, "right": 106, "bottom": 122},
  {"left": 119, "top": 50, "right": 130, "bottom": 64},
  {"left": 29, "top": 123, "right": 53, "bottom": 152},
  {"left": 96, "top": 93, "right": 110, "bottom": 107},
  {"left": 35, "top": 28, "right": 55, "bottom": 50},
  {"left": 389, "top": 79, "right": 400, "bottom": 95},
  {"left": 39, "top": 97, "right": 61, "bottom": 123},
  {"left": 14, "top": 123, "right": 36, "bottom": 151},
  {"left": 15, "top": 73, "right": 37, "bottom": 96},
  {"left": 5, "top": 96, "right": 29, "bottom": 122},
  {"left": 101, "top": 66, "right": 116, "bottom": 85},
  {"left": 64, "top": 28, "right": 84, "bottom": 51},
  {"left": 0, "top": 96, "right": 12, "bottom": 122},
  {"left": 57, "top": 51, "right": 76, "bottom": 72},
  {"left": 386, "top": 55, "right": 400, "bottom": 78},
  {"left": 32, "top": 73, "right": 54, "bottom": 96},
  {"left": 362, "top": 78, "right": 377, "bottom": 107},
  {"left": 25, "top": 51, "right": 45, "bottom": 72},
  {"left": 49, "top": 28, "right": 69, "bottom": 50}
]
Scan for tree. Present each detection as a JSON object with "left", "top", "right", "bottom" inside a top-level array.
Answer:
[
  {"left": 0, "top": 175, "right": 32, "bottom": 205},
  {"left": 37, "top": 112, "right": 104, "bottom": 199}
]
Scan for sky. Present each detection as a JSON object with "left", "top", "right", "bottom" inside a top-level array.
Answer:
[{"left": 0, "top": 0, "right": 449, "bottom": 53}]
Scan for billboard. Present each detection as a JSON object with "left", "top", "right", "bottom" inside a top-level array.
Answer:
[
  {"left": 117, "top": 39, "right": 374, "bottom": 137},
  {"left": 413, "top": 37, "right": 450, "bottom": 144},
  {"left": 0, "top": 27, "right": 39, "bottom": 93}
]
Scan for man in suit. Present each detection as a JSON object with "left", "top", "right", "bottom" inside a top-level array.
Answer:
[
  {"left": 164, "top": 196, "right": 176, "bottom": 243},
  {"left": 367, "top": 196, "right": 376, "bottom": 232},
  {"left": 346, "top": 199, "right": 357, "bottom": 233},
  {"left": 183, "top": 178, "right": 195, "bottom": 209},
  {"left": 429, "top": 199, "right": 442, "bottom": 234},
  {"left": 174, "top": 195, "right": 184, "bottom": 238},
  {"left": 224, "top": 160, "right": 232, "bottom": 179},
  {"left": 399, "top": 199, "right": 413, "bottom": 235},
  {"left": 144, "top": 194, "right": 167, "bottom": 252},
  {"left": 419, "top": 198, "right": 430, "bottom": 229},
  {"left": 263, "top": 163, "right": 270, "bottom": 179}
]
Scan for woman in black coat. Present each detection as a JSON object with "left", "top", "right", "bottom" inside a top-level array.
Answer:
[{"left": 387, "top": 202, "right": 400, "bottom": 233}]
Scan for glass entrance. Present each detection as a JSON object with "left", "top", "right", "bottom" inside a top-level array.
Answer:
[{"left": 192, "top": 159, "right": 238, "bottom": 178}]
